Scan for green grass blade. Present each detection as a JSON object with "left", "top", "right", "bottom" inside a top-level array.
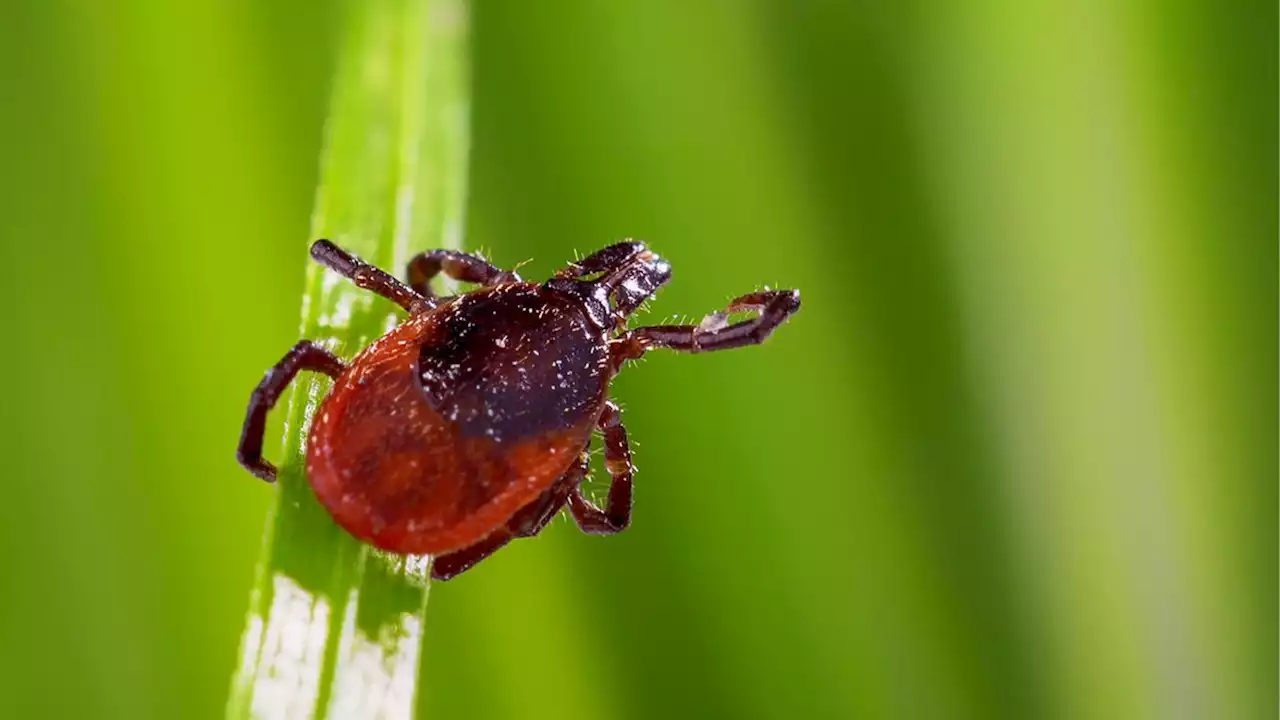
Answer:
[{"left": 227, "top": 1, "right": 470, "bottom": 717}]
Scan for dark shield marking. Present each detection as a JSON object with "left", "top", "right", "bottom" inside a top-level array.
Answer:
[{"left": 417, "top": 285, "right": 608, "bottom": 443}]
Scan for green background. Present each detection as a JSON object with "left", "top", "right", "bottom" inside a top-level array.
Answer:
[{"left": 1, "top": 1, "right": 1273, "bottom": 718}]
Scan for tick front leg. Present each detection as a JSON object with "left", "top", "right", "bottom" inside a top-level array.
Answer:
[
  {"left": 568, "top": 401, "right": 633, "bottom": 534},
  {"left": 237, "top": 340, "right": 345, "bottom": 483},
  {"left": 406, "top": 249, "right": 522, "bottom": 300},
  {"left": 310, "top": 239, "right": 432, "bottom": 314},
  {"left": 613, "top": 289, "right": 801, "bottom": 363}
]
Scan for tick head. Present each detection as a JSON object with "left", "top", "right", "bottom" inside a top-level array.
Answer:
[
  {"left": 590, "top": 244, "right": 671, "bottom": 330},
  {"left": 611, "top": 244, "right": 670, "bottom": 298},
  {"left": 547, "top": 241, "right": 673, "bottom": 331}
]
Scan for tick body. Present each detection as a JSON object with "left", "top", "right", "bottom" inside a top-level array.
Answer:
[{"left": 238, "top": 239, "right": 800, "bottom": 580}]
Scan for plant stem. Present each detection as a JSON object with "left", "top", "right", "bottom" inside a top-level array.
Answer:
[{"left": 227, "top": 1, "right": 469, "bottom": 717}]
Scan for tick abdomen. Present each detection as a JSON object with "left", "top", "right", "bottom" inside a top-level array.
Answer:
[{"left": 306, "top": 285, "right": 604, "bottom": 555}]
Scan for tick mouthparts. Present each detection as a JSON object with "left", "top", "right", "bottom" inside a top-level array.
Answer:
[{"left": 597, "top": 249, "right": 669, "bottom": 293}]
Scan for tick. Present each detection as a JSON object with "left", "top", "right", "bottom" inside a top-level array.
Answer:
[{"left": 237, "top": 239, "right": 801, "bottom": 580}]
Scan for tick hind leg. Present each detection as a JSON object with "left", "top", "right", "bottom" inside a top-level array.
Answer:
[
  {"left": 431, "top": 400, "right": 634, "bottom": 580},
  {"left": 568, "top": 401, "right": 634, "bottom": 534},
  {"left": 613, "top": 289, "right": 801, "bottom": 363},
  {"left": 237, "top": 340, "right": 345, "bottom": 483},
  {"left": 430, "top": 457, "right": 587, "bottom": 581},
  {"left": 310, "top": 239, "right": 432, "bottom": 314},
  {"left": 406, "top": 249, "right": 522, "bottom": 300},
  {"left": 429, "top": 526, "right": 516, "bottom": 582}
]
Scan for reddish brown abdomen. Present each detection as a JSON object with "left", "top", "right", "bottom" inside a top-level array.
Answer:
[{"left": 306, "top": 285, "right": 608, "bottom": 555}]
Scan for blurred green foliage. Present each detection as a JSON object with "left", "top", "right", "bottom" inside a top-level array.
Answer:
[{"left": 0, "top": 1, "right": 1273, "bottom": 719}]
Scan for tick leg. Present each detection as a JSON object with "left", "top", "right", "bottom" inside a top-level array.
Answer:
[
  {"left": 511, "top": 454, "right": 588, "bottom": 538},
  {"left": 431, "top": 457, "right": 587, "bottom": 581},
  {"left": 406, "top": 249, "right": 522, "bottom": 299},
  {"left": 430, "top": 527, "right": 516, "bottom": 581},
  {"left": 310, "top": 239, "right": 432, "bottom": 314},
  {"left": 237, "top": 340, "right": 345, "bottom": 483},
  {"left": 612, "top": 289, "right": 801, "bottom": 364},
  {"left": 568, "top": 401, "right": 633, "bottom": 534},
  {"left": 430, "top": 494, "right": 551, "bottom": 581}
]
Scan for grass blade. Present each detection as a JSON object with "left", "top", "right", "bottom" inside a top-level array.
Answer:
[{"left": 227, "top": 0, "right": 470, "bottom": 717}]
